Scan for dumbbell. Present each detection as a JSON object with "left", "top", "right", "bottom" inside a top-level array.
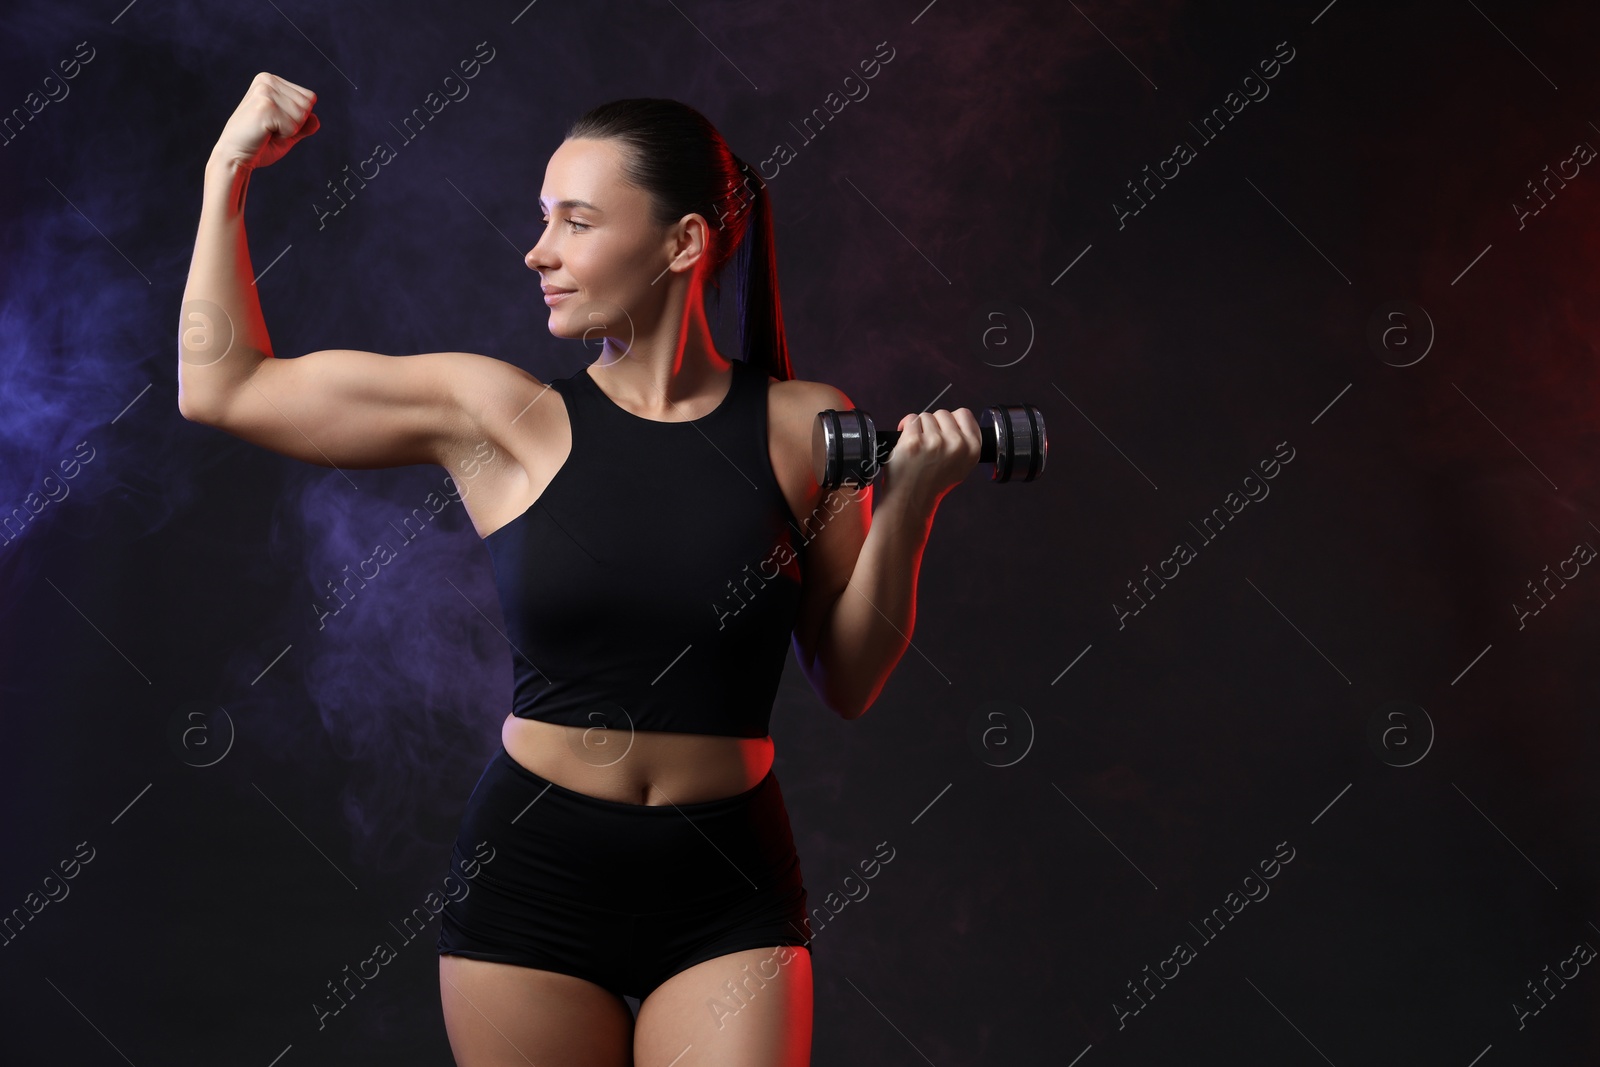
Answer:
[{"left": 812, "top": 404, "right": 1048, "bottom": 490}]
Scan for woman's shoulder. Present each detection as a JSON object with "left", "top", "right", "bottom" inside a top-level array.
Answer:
[
  {"left": 441, "top": 352, "right": 565, "bottom": 467},
  {"left": 766, "top": 373, "right": 855, "bottom": 418},
  {"left": 454, "top": 352, "right": 558, "bottom": 420}
]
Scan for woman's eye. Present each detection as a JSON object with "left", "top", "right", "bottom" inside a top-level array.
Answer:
[{"left": 539, "top": 217, "right": 589, "bottom": 232}]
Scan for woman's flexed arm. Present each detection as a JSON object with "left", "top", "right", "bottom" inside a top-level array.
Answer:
[
  {"left": 179, "top": 72, "right": 318, "bottom": 422},
  {"left": 177, "top": 72, "right": 479, "bottom": 471},
  {"left": 787, "top": 385, "right": 984, "bottom": 720}
]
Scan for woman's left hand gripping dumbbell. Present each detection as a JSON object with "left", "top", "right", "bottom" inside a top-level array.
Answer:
[{"left": 877, "top": 408, "right": 985, "bottom": 517}]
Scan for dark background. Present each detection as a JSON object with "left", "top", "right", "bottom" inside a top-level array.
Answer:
[{"left": 2, "top": 0, "right": 1598, "bottom": 1062}]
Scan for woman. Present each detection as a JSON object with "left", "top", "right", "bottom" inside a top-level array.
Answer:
[{"left": 180, "top": 73, "right": 982, "bottom": 1066}]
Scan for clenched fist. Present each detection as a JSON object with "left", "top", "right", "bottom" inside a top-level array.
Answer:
[
  {"left": 879, "top": 408, "right": 984, "bottom": 515},
  {"left": 210, "top": 72, "right": 319, "bottom": 171}
]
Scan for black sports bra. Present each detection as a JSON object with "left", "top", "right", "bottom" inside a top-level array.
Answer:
[{"left": 484, "top": 357, "right": 807, "bottom": 738}]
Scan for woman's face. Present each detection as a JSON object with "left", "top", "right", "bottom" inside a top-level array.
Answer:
[{"left": 526, "top": 137, "right": 696, "bottom": 347}]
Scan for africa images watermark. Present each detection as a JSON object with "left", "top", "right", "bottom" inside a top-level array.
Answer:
[
  {"left": 1512, "top": 936, "right": 1596, "bottom": 1031},
  {"left": 1114, "top": 440, "right": 1297, "bottom": 629},
  {"left": 706, "top": 839, "right": 898, "bottom": 1031},
  {"left": 705, "top": 37, "right": 900, "bottom": 235},
  {"left": 1114, "top": 40, "right": 1297, "bottom": 230},
  {"left": 1112, "top": 839, "right": 1296, "bottom": 1030},
  {"left": 0, "top": 39, "right": 97, "bottom": 148},
  {"left": 0, "top": 840, "right": 97, "bottom": 949},
  {"left": 1, "top": 439, "right": 97, "bottom": 547},
  {"left": 1512, "top": 536, "right": 1594, "bottom": 631},
  {"left": 312, "top": 439, "right": 497, "bottom": 629},
  {"left": 1512, "top": 136, "right": 1595, "bottom": 230},
  {"left": 312, "top": 838, "right": 495, "bottom": 1030},
  {"left": 749, "top": 39, "right": 897, "bottom": 184},
  {"left": 312, "top": 40, "right": 497, "bottom": 230},
  {"left": 711, "top": 479, "right": 871, "bottom": 631}
]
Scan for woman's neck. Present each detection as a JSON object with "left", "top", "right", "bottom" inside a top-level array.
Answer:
[{"left": 590, "top": 289, "right": 732, "bottom": 418}]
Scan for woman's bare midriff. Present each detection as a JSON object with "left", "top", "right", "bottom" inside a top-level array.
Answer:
[{"left": 501, "top": 713, "right": 775, "bottom": 806}]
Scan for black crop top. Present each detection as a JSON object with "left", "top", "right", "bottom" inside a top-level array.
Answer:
[{"left": 484, "top": 356, "right": 807, "bottom": 738}]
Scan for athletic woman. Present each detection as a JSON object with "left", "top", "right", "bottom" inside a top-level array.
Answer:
[{"left": 179, "top": 72, "right": 982, "bottom": 1067}]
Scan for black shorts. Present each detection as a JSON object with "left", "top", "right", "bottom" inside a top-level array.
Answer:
[{"left": 437, "top": 742, "right": 813, "bottom": 1002}]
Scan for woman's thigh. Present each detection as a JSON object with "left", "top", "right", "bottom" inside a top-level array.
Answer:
[
  {"left": 633, "top": 945, "right": 813, "bottom": 1067},
  {"left": 439, "top": 954, "right": 635, "bottom": 1067}
]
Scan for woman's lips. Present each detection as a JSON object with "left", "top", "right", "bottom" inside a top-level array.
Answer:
[{"left": 543, "top": 290, "right": 574, "bottom": 306}]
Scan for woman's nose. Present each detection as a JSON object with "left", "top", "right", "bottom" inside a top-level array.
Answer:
[{"left": 525, "top": 231, "right": 553, "bottom": 271}]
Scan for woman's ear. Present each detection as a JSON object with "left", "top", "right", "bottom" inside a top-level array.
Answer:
[{"left": 665, "top": 212, "right": 711, "bottom": 274}]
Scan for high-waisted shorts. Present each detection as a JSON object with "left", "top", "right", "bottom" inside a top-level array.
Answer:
[{"left": 437, "top": 742, "right": 812, "bottom": 1002}]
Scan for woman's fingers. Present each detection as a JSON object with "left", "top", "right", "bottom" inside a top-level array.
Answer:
[
  {"left": 898, "top": 409, "right": 982, "bottom": 460},
  {"left": 214, "top": 72, "right": 320, "bottom": 169}
]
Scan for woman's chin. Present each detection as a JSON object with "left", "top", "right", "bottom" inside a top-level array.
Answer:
[
  {"left": 542, "top": 311, "right": 577, "bottom": 337},
  {"left": 546, "top": 323, "right": 594, "bottom": 342},
  {"left": 542, "top": 298, "right": 633, "bottom": 350}
]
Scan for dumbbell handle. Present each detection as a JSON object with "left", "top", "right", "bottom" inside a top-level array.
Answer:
[{"left": 870, "top": 425, "right": 1001, "bottom": 466}]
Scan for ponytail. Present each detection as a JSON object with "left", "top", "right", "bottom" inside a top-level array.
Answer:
[{"left": 731, "top": 157, "right": 793, "bottom": 382}]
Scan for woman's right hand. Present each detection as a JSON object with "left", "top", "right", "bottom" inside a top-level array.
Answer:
[{"left": 209, "top": 72, "right": 320, "bottom": 171}]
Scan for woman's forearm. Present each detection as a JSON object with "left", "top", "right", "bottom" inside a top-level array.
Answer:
[
  {"left": 811, "top": 492, "right": 937, "bottom": 719},
  {"left": 177, "top": 156, "right": 273, "bottom": 420}
]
